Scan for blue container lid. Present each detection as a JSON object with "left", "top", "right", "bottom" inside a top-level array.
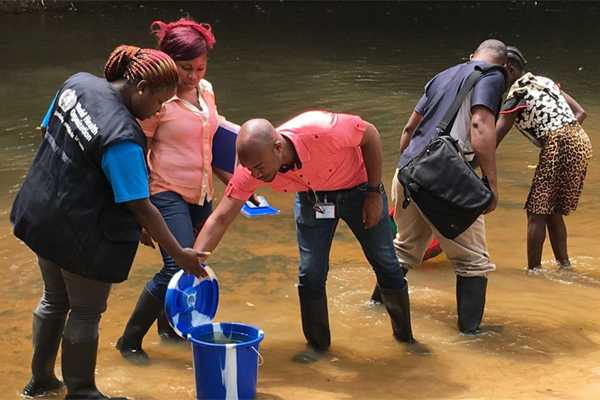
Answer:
[
  {"left": 164, "top": 267, "right": 219, "bottom": 339},
  {"left": 240, "top": 195, "right": 280, "bottom": 218}
]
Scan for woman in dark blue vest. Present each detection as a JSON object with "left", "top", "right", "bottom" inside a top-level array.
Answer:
[{"left": 11, "top": 45, "right": 206, "bottom": 400}]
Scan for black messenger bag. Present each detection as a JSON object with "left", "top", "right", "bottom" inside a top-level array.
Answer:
[{"left": 398, "top": 65, "right": 504, "bottom": 239}]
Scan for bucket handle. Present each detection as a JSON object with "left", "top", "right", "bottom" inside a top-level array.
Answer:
[{"left": 251, "top": 346, "right": 264, "bottom": 366}]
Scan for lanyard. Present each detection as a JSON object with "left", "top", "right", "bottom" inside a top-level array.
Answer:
[
  {"left": 310, "top": 190, "right": 327, "bottom": 214},
  {"left": 281, "top": 169, "right": 325, "bottom": 213}
]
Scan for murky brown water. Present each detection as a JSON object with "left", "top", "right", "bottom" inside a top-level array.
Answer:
[{"left": 1, "top": 3, "right": 599, "bottom": 399}]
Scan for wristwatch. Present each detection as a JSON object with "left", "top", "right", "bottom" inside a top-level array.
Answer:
[{"left": 366, "top": 183, "right": 384, "bottom": 193}]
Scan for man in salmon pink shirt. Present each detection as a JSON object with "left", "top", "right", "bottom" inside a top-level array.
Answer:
[{"left": 194, "top": 111, "right": 415, "bottom": 361}]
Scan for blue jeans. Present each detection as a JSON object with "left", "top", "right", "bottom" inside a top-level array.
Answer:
[
  {"left": 294, "top": 184, "right": 406, "bottom": 300},
  {"left": 145, "top": 191, "right": 212, "bottom": 300}
]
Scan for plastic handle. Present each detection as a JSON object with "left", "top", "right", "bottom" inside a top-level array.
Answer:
[{"left": 251, "top": 346, "right": 264, "bottom": 367}]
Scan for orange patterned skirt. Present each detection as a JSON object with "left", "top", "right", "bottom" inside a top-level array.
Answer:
[{"left": 526, "top": 122, "right": 593, "bottom": 215}]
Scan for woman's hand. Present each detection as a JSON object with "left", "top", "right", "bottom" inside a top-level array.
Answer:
[
  {"left": 173, "top": 248, "right": 208, "bottom": 278},
  {"left": 214, "top": 167, "right": 233, "bottom": 185},
  {"left": 362, "top": 192, "right": 383, "bottom": 229},
  {"left": 139, "top": 228, "right": 155, "bottom": 248},
  {"left": 127, "top": 199, "right": 209, "bottom": 278},
  {"left": 483, "top": 183, "right": 499, "bottom": 214}
]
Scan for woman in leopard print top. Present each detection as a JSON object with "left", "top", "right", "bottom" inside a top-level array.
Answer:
[{"left": 496, "top": 46, "right": 592, "bottom": 272}]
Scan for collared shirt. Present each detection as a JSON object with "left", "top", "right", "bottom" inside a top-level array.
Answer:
[
  {"left": 140, "top": 79, "right": 219, "bottom": 205},
  {"left": 398, "top": 61, "right": 506, "bottom": 168},
  {"left": 225, "top": 111, "right": 368, "bottom": 201}
]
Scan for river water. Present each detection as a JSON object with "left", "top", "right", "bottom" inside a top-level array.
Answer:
[{"left": 1, "top": 2, "right": 599, "bottom": 399}]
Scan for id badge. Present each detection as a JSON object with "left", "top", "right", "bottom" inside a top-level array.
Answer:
[{"left": 315, "top": 203, "right": 336, "bottom": 219}]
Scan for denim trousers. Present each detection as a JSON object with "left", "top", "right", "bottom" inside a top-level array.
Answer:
[
  {"left": 294, "top": 184, "right": 407, "bottom": 300},
  {"left": 145, "top": 191, "right": 212, "bottom": 300}
]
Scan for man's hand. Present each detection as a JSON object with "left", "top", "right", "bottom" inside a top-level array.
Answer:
[
  {"left": 248, "top": 193, "right": 261, "bottom": 206},
  {"left": 139, "top": 228, "right": 155, "bottom": 248},
  {"left": 173, "top": 248, "right": 208, "bottom": 278},
  {"left": 471, "top": 105, "right": 498, "bottom": 215},
  {"left": 359, "top": 123, "right": 384, "bottom": 229},
  {"left": 483, "top": 183, "right": 498, "bottom": 214},
  {"left": 362, "top": 192, "right": 383, "bottom": 229}
]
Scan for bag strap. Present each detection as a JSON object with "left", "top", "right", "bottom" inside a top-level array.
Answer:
[
  {"left": 420, "top": 66, "right": 465, "bottom": 124},
  {"left": 436, "top": 64, "right": 505, "bottom": 136}
]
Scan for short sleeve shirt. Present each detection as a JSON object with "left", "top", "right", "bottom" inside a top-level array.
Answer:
[
  {"left": 398, "top": 61, "right": 506, "bottom": 168},
  {"left": 500, "top": 73, "right": 576, "bottom": 147},
  {"left": 41, "top": 92, "right": 58, "bottom": 130},
  {"left": 101, "top": 141, "right": 149, "bottom": 203},
  {"left": 225, "top": 111, "right": 368, "bottom": 201}
]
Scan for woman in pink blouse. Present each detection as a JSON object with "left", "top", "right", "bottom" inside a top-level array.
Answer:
[{"left": 116, "top": 18, "right": 231, "bottom": 364}]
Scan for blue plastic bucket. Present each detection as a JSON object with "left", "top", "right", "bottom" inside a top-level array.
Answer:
[{"left": 189, "top": 322, "right": 265, "bottom": 400}]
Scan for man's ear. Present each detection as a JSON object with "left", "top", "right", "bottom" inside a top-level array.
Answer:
[
  {"left": 469, "top": 53, "right": 474, "bottom": 61},
  {"left": 273, "top": 138, "right": 283, "bottom": 154}
]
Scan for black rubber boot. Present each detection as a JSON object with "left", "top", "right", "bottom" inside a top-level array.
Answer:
[
  {"left": 370, "top": 285, "right": 382, "bottom": 303},
  {"left": 115, "top": 289, "right": 162, "bottom": 364},
  {"left": 22, "top": 314, "right": 65, "bottom": 397},
  {"left": 456, "top": 275, "right": 488, "bottom": 334},
  {"left": 62, "top": 336, "right": 128, "bottom": 400},
  {"left": 298, "top": 287, "right": 331, "bottom": 351},
  {"left": 292, "top": 287, "right": 331, "bottom": 363},
  {"left": 156, "top": 310, "right": 185, "bottom": 344},
  {"left": 380, "top": 285, "right": 415, "bottom": 343}
]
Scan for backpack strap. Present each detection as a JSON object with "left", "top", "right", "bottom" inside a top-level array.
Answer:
[{"left": 436, "top": 64, "right": 506, "bottom": 136}]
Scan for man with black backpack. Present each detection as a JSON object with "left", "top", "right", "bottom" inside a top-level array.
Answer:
[{"left": 391, "top": 39, "right": 507, "bottom": 334}]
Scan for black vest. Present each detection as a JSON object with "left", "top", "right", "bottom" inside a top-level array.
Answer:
[{"left": 10, "top": 73, "right": 147, "bottom": 283}]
